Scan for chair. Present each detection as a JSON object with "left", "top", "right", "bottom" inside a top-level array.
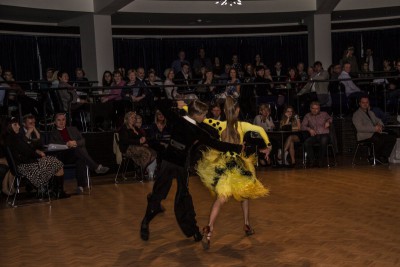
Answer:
[
  {"left": 351, "top": 125, "right": 376, "bottom": 166},
  {"left": 5, "top": 147, "right": 51, "bottom": 207},
  {"left": 63, "top": 163, "right": 92, "bottom": 193},
  {"left": 302, "top": 143, "right": 336, "bottom": 168},
  {"left": 113, "top": 133, "right": 144, "bottom": 183},
  {"left": 352, "top": 140, "right": 376, "bottom": 166}
]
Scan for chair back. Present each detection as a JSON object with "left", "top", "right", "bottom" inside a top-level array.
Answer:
[
  {"left": 4, "top": 146, "right": 18, "bottom": 177},
  {"left": 113, "top": 133, "right": 123, "bottom": 164}
]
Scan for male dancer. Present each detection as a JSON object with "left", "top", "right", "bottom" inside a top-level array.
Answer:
[{"left": 140, "top": 100, "right": 242, "bottom": 241}]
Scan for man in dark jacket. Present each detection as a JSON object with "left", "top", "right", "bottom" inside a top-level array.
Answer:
[{"left": 140, "top": 100, "right": 243, "bottom": 242}]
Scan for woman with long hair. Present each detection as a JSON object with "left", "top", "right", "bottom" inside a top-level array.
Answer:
[
  {"left": 279, "top": 105, "right": 301, "bottom": 167},
  {"left": 118, "top": 111, "right": 157, "bottom": 179},
  {"left": 4, "top": 117, "right": 69, "bottom": 198},
  {"left": 196, "top": 96, "right": 271, "bottom": 250}
]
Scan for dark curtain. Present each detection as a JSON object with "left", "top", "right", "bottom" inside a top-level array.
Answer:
[
  {"left": 0, "top": 34, "right": 39, "bottom": 81},
  {"left": 113, "top": 35, "right": 308, "bottom": 77},
  {"left": 332, "top": 28, "right": 400, "bottom": 69},
  {"left": 37, "top": 36, "right": 82, "bottom": 77}
]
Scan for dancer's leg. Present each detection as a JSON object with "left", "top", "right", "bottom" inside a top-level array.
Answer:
[
  {"left": 241, "top": 199, "right": 255, "bottom": 236},
  {"left": 208, "top": 197, "right": 226, "bottom": 230},
  {"left": 241, "top": 199, "right": 250, "bottom": 225},
  {"left": 202, "top": 197, "right": 226, "bottom": 249}
]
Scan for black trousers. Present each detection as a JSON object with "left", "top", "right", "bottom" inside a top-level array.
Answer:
[
  {"left": 56, "top": 147, "right": 98, "bottom": 187},
  {"left": 304, "top": 133, "right": 330, "bottom": 164},
  {"left": 145, "top": 160, "right": 199, "bottom": 237},
  {"left": 363, "top": 132, "right": 397, "bottom": 158}
]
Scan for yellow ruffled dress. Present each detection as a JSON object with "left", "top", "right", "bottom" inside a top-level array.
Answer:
[{"left": 196, "top": 119, "right": 271, "bottom": 201}]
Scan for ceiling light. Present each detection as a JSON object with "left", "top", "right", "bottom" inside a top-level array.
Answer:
[{"left": 215, "top": 0, "right": 242, "bottom": 7}]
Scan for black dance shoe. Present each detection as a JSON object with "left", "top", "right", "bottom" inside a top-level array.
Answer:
[
  {"left": 193, "top": 230, "right": 203, "bottom": 242},
  {"left": 140, "top": 219, "right": 150, "bottom": 241}
]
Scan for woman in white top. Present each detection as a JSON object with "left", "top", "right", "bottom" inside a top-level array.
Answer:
[
  {"left": 163, "top": 68, "right": 179, "bottom": 100},
  {"left": 253, "top": 104, "right": 275, "bottom": 132}
]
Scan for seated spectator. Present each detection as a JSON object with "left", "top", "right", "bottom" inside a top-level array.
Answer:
[
  {"left": 5, "top": 117, "right": 69, "bottom": 198},
  {"left": 339, "top": 62, "right": 366, "bottom": 103},
  {"left": 208, "top": 103, "right": 226, "bottom": 121},
  {"left": 253, "top": 104, "right": 278, "bottom": 166},
  {"left": 352, "top": 96, "right": 397, "bottom": 164},
  {"left": 134, "top": 113, "right": 147, "bottom": 136},
  {"left": 301, "top": 101, "right": 332, "bottom": 167},
  {"left": 279, "top": 106, "right": 301, "bottom": 167},
  {"left": 147, "top": 70, "right": 164, "bottom": 102},
  {"left": 74, "top": 68, "right": 91, "bottom": 88},
  {"left": 253, "top": 104, "right": 275, "bottom": 132},
  {"left": 101, "top": 70, "right": 125, "bottom": 103},
  {"left": 254, "top": 66, "right": 273, "bottom": 96},
  {"left": 297, "top": 61, "right": 331, "bottom": 112},
  {"left": 198, "top": 69, "right": 217, "bottom": 102},
  {"left": 0, "top": 118, "right": 14, "bottom": 195},
  {"left": 174, "top": 62, "right": 193, "bottom": 92},
  {"left": 171, "top": 50, "right": 190, "bottom": 75},
  {"left": 101, "top": 70, "right": 113, "bottom": 88},
  {"left": 19, "top": 114, "right": 43, "bottom": 149},
  {"left": 148, "top": 110, "right": 171, "bottom": 158},
  {"left": 3, "top": 69, "right": 39, "bottom": 117},
  {"left": 57, "top": 71, "right": 88, "bottom": 112},
  {"left": 49, "top": 113, "right": 109, "bottom": 193},
  {"left": 163, "top": 68, "right": 180, "bottom": 100},
  {"left": 101, "top": 70, "right": 127, "bottom": 127},
  {"left": 118, "top": 112, "right": 157, "bottom": 179},
  {"left": 224, "top": 68, "right": 240, "bottom": 98}
]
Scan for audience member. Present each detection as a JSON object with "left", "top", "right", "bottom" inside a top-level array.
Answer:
[
  {"left": 301, "top": 101, "right": 332, "bottom": 167},
  {"left": 340, "top": 46, "right": 359, "bottom": 73},
  {"left": 118, "top": 111, "right": 157, "bottom": 179},
  {"left": 208, "top": 103, "right": 225, "bottom": 121},
  {"left": 148, "top": 110, "right": 171, "bottom": 158},
  {"left": 5, "top": 117, "right": 69, "bottom": 198},
  {"left": 339, "top": 62, "right": 366, "bottom": 103},
  {"left": 174, "top": 62, "right": 193, "bottom": 92},
  {"left": 101, "top": 70, "right": 113, "bottom": 88},
  {"left": 19, "top": 114, "right": 42, "bottom": 149},
  {"left": 253, "top": 104, "right": 275, "bottom": 132},
  {"left": 49, "top": 113, "right": 109, "bottom": 193},
  {"left": 171, "top": 50, "right": 190, "bottom": 74},
  {"left": 279, "top": 106, "right": 301, "bottom": 167},
  {"left": 193, "top": 48, "right": 212, "bottom": 79},
  {"left": 298, "top": 61, "right": 331, "bottom": 111},
  {"left": 352, "top": 96, "right": 396, "bottom": 164},
  {"left": 74, "top": 68, "right": 91, "bottom": 88},
  {"left": 254, "top": 66, "right": 273, "bottom": 96},
  {"left": 163, "top": 68, "right": 179, "bottom": 100}
]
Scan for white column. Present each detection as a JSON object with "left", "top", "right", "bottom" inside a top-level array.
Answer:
[
  {"left": 307, "top": 14, "right": 332, "bottom": 68},
  {"left": 79, "top": 14, "right": 114, "bottom": 84}
]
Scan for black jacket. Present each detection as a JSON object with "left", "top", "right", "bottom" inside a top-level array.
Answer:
[
  {"left": 6, "top": 133, "right": 39, "bottom": 165},
  {"left": 158, "top": 101, "right": 241, "bottom": 167}
]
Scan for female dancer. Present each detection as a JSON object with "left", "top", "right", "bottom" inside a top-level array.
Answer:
[{"left": 196, "top": 96, "right": 271, "bottom": 249}]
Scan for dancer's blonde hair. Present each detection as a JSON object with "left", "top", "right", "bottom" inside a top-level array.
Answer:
[{"left": 222, "top": 96, "right": 240, "bottom": 144}]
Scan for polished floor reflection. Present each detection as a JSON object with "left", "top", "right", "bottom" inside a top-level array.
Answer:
[{"left": 1, "top": 163, "right": 400, "bottom": 267}]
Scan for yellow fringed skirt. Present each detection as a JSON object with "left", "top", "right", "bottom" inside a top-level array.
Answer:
[{"left": 195, "top": 149, "right": 269, "bottom": 201}]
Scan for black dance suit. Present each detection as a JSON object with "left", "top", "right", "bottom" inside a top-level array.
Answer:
[{"left": 140, "top": 101, "right": 242, "bottom": 241}]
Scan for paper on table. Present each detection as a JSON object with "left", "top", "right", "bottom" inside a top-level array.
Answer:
[{"left": 46, "top": 144, "right": 69, "bottom": 151}]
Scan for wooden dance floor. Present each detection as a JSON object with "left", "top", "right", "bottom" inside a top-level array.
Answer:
[{"left": 1, "top": 161, "right": 400, "bottom": 267}]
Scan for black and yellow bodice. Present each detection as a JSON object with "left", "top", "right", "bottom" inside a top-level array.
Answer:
[{"left": 203, "top": 118, "right": 272, "bottom": 149}]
